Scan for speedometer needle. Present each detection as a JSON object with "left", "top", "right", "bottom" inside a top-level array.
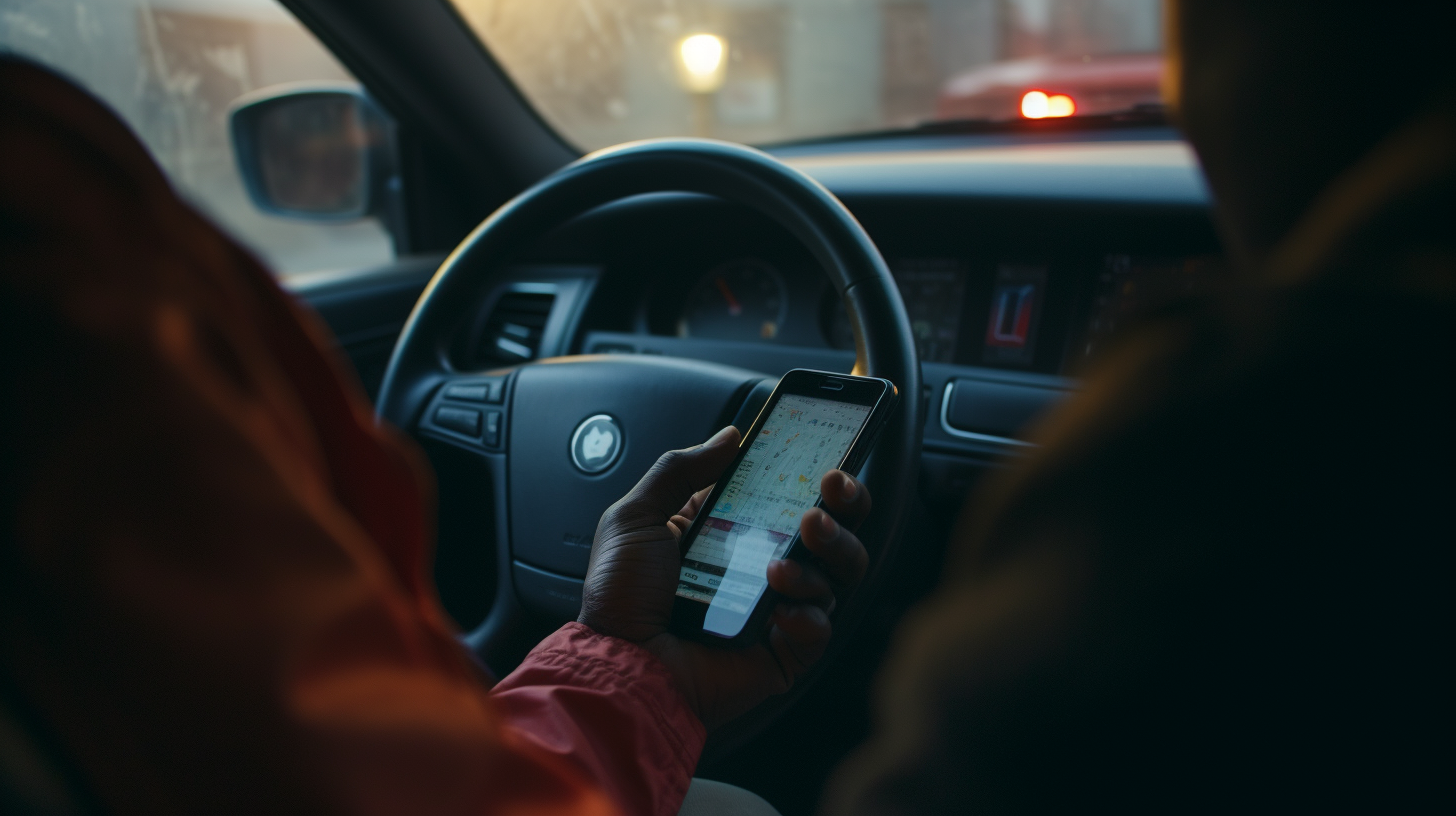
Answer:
[{"left": 715, "top": 276, "right": 742, "bottom": 316}]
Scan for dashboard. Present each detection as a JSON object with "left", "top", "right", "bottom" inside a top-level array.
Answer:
[
  {"left": 667, "top": 250, "right": 1223, "bottom": 376},
  {"left": 468, "top": 126, "right": 1222, "bottom": 500}
]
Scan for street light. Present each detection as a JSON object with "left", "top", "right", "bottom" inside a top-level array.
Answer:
[
  {"left": 676, "top": 33, "right": 727, "bottom": 137},
  {"left": 678, "top": 33, "right": 727, "bottom": 93}
]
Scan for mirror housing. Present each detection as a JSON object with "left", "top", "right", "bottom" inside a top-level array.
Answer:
[{"left": 229, "top": 84, "right": 398, "bottom": 223}]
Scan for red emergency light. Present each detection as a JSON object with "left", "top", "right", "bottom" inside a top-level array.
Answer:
[{"left": 1020, "top": 90, "right": 1076, "bottom": 119}]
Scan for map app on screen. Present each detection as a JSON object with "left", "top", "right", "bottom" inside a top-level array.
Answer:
[{"left": 676, "top": 393, "right": 872, "bottom": 636}]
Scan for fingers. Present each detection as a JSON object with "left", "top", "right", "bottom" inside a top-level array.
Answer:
[
  {"left": 767, "top": 558, "right": 834, "bottom": 612},
  {"left": 799, "top": 506, "right": 870, "bottom": 592},
  {"left": 614, "top": 426, "right": 740, "bottom": 525},
  {"left": 675, "top": 485, "right": 713, "bottom": 522},
  {"left": 767, "top": 603, "right": 831, "bottom": 684},
  {"left": 667, "top": 487, "right": 712, "bottom": 539},
  {"left": 819, "top": 470, "right": 872, "bottom": 531},
  {"left": 667, "top": 515, "right": 691, "bottom": 539}
]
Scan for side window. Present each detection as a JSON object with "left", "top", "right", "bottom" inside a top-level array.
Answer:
[{"left": 0, "top": 0, "right": 394, "bottom": 279}]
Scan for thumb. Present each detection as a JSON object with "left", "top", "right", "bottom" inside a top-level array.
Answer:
[{"left": 617, "top": 426, "right": 741, "bottom": 524}]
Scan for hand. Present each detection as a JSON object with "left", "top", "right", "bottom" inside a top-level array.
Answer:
[{"left": 578, "top": 426, "right": 873, "bottom": 729}]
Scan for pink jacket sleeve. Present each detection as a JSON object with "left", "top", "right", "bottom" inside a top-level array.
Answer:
[{"left": 495, "top": 624, "right": 708, "bottom": 816}]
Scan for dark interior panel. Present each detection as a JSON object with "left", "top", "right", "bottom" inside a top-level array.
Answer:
[{"left": 288, "top": 254, "right": 441, "bottom": 398}]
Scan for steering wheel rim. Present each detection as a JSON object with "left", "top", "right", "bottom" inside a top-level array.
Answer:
[{"left": 377, "top": 138, "right": 921, "bottom": 756}]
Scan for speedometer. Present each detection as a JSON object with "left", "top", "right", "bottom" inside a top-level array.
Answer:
[{"left": 677, "top": 259, "right": 788, "bottom": 342}]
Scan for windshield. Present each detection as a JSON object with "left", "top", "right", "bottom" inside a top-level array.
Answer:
[{"left": 451, "top": 0, "right": 1164, "bottom": 150}]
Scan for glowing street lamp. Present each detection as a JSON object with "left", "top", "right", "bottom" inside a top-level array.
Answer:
[
  {"left": 677, "top": 33, "right": 727, "bottom": 93},
  {"left": 676, "top": 32, "right": 727, "bottom": 137}
]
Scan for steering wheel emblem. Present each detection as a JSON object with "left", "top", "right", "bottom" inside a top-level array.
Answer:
[{"left": 570, "top": 415, "right": 623, "bottom": 474}]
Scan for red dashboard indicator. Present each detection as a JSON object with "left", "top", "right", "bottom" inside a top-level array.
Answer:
[
  {"left": 983, "top": 265, "right": 1047, "bottom": 366},
  {"left": 986, "top": 284, "right": 1037, "bottom": 348}
]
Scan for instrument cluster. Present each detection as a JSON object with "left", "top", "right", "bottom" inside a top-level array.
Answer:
[{"left": 667, "top": 252, "right": 1224, "bottom": 376}]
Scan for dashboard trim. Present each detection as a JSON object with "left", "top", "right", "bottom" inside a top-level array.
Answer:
[{"left": 938, "top": 382, "right": 1038, "bottom": 449}]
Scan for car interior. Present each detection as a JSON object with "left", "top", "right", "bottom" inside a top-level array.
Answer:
[{"left": 3, "top": 1, "right": 1237, "bottom": 813}]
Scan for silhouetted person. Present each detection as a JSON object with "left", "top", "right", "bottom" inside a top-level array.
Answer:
[
  {"left": 828, "top": 1, "right": 1454, "bottom": 812},
  {"left": 0, "top": 57, "right": 866, "bottom": 816}
]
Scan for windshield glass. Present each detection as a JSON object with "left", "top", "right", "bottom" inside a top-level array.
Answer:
[{"left": 451, "top": 0, "right": 1164, "bottom": 150}]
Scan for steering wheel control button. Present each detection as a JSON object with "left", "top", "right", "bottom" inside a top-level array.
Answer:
[
  {"left": 443, "top": 376, "right": 507, "bottom": 404},
  {"left": 444, "top": 382, "right": 490, "bottom": 402},
  {"left": 434, "top": 406, "right": 482, "bottom": 438},
  {"left": 484, "top": 411, "right": 503, "bottom": 447},
  {"left": 569, "top": 414, "right": 623, "bottom": 474}
]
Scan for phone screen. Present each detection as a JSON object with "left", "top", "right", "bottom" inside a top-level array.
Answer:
[{"left": 676, "top": 393, "right": 873, "bottom": 637}]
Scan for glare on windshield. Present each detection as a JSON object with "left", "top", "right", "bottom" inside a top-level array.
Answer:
[{"left": 451, "top": 0, "right": 1165, "bottom": 150}]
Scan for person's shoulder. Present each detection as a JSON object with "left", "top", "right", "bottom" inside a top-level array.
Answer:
[
  {"left": 1055, "top": 256, "right": 1452, "bottom": 453},
  {"left": 962, "top": 258, "right": 1454, "bottom": 565}
]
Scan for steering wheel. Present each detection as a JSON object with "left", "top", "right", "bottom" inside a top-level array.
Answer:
[{"left": 376, "top": 139, "right": 921, "bottom": 755}]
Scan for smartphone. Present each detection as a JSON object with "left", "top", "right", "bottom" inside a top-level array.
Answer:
[{"left": 671, "top": 369, "right": 898, "bottom": 644}]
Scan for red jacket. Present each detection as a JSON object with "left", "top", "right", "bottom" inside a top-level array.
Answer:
[{"left": 0, "top": 58, "right": 704, "bottom": 815}]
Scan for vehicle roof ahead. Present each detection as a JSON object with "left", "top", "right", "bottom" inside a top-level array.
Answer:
[{"left": 937, "top": 53, "right": 1163, "bottom": 121}]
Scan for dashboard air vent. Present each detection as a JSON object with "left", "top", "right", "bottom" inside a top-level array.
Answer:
[{"left": 477, "top": 289, "right": 555, "bottom": 366}]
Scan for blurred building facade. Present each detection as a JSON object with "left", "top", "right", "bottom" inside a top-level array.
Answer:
[{"left": 458, "top": 0, "right": 1162, "bottom": 148}]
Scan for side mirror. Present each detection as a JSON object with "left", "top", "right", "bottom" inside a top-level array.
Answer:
[{"left": 229, "top": 84, "right": 397, "bottom": 222}]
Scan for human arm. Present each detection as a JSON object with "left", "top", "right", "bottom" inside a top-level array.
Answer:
[{"left": 578, "top": 426, "right": 874, "bottom": 730}]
